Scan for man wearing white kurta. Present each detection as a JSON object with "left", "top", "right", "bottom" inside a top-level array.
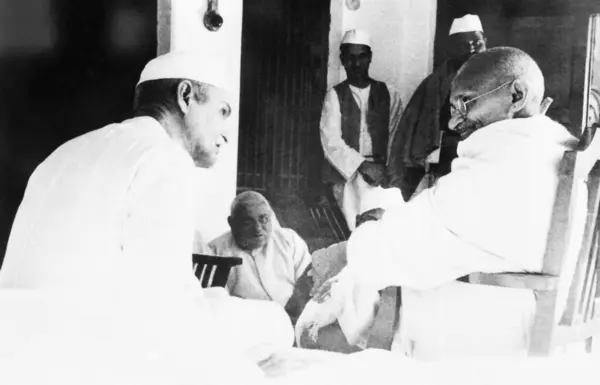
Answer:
[
  {"left": 0, "top": 52, "right": 292, "bottom": 382},
  {"left": 209, "top": 191, "right": 313, "bottom": 325},
  {"left": 320, "top": 29, "right": 403, "bottom": 231},
  {"left": 311, "top": 47, "right": 582, "bottom": 360}
]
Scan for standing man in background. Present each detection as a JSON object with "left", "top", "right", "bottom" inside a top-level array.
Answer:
[
  {"left": 387, "top": 14, "right": 487, "bottom": 201},
  {"left": 320, "top": 29, "right": 403, "bottom": 231}
]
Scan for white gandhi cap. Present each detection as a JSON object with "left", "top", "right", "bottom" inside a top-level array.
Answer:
[
  {"left": 137, "top": 51, "right": 231, "bottom": 91},
  {"left": 449, "top": 14, "right": 483, "bottom": 35},
  {"left": 341, "top": 29, "right": 371, "bottom": 47}
]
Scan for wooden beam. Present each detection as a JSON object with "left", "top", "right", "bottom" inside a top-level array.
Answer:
[{"left": 468, "top": 272, "right": 559, "bottom": 291}]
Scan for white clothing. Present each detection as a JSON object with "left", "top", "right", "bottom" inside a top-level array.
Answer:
[
  {"left": 209, "top": 228, "right": 312, "bottom": 307},
  {"left": 0, "top": 117, "right": 290, "bottom": 380},
  {"left": 320, "top": 85, "right": 402, "bottom": 180},
  {"left": 341, "top": 29, "right": 371, "bottom": 47},
  {"left": 331, "top": 172, "right": 374, "bottom": 231},
  {"left": 267, "top": 349, "right": 599, "bottom": 385},
  {"left": 320, "top": 84, "right": 402, "bottom": 230},
  {"left": 138, "top": 50, "right": 231, "bottom": 91},
  {"left": 449, "top": 14, "right": 483, "bottom": 35},
  {"left": 342, "top": 116, "right": 579, "bottom": 359}
]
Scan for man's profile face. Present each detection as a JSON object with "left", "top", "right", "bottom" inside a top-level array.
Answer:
[
  {"left": 448, "top": 77, "right": 512, "bottom": 140},
  {"left": 449, "top": 31, "right": 487, "bottom": 63},
  {"left": 340, "top": 44, "right": 372, "bottom": 83},
  {"left": 183, "top": 86, "right": 233, "bottom": 168},
  {"left": 230, "top": 201, "right": 274, "bottom": 251}
]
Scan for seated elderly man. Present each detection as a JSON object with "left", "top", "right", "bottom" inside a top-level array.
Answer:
[
  {"left": 302, "top": 47, "right": 583, "bottom": 360},
  {"left": 209, "top": 191, "right": 313, "bottom": 324}
]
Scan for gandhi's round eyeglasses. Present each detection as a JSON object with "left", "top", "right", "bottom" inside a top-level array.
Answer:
[{"left": 452, "top": 81, "right": 512, "bottom": 116}]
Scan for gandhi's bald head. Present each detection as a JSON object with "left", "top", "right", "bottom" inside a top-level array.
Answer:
[
  {"left": 449, "top": 47, "right": 545, "bottom": 139},
  {"left": 228, "top": 191, "right": 275, "bottom": 251}
]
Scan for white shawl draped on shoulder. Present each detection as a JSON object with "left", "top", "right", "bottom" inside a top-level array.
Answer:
[{"left": 311, "top": 116, "right": 580, "bottom": 358}]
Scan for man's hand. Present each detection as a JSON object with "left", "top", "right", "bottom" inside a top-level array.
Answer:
[{"left": 358, "top": 161, "right": 387, "bottom": 186}]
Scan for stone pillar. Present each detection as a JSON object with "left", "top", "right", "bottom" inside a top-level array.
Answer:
[{"left": 157, "top": 0, "right": 243, "bottom": 245}]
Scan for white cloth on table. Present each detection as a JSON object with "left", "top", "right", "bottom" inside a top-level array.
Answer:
[
  {"left": 0, "top": 116, "right": 290, "bottom": 381},
  {"left": 320, "top": 84, "right": 403, "bottom": 231},
  {"left": 208, "top": 227, "right": 312, "bottom": 307},
  {"left": 338, "top": 116, "right": 580, "bottom": 359}
]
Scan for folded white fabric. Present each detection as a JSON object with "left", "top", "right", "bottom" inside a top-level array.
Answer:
[
  {"left": 294, "top": 269, "right": 380, "bottom": 349},
  {"left": 295, "top": 188, "right": 402, "bottom": 349},
  {"left": 359, "top": 186, "right": 404, "bottom": 214}
]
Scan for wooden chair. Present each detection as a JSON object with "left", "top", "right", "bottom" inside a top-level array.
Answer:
[
  {"left": 468, "top": 129, "right": 600, "bottom": 356},
  {"left": 192, "top": 254, "right": 242, "bottom": 288}
]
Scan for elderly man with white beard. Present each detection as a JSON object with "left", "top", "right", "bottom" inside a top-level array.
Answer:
[{"left": 306, "top": 47, "right": 583, "bottom": 359}]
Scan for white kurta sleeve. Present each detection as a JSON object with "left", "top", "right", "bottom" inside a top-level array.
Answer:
[
  {"left": 290, "top": 231, "right": 312, "bottom": 281},
  {"left": 120, "top": 146, "right": 201, "bottom": 296},
  {"left": 320, "top": 89, "right": 365, "bottom": 180},
  {"left": 346, "top": 188, "right": 520, "bottom": 292}
]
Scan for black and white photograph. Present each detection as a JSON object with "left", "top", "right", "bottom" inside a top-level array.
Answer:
[{"left": 0, "top": 0, "right": 599, "bottom": 383}]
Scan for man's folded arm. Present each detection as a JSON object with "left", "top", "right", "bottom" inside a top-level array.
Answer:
[{"left": 346, "top": 189, "right": 504, "bottom": 291}]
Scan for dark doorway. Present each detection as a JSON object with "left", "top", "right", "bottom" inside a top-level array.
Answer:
[{"left": 237, "top": 0, "right": 330, "bottom": 204}]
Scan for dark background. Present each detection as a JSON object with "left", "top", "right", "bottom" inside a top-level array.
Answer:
[
  {"left": 436, "top": 0, "right": 600, "bottom": 135},
  {"left": 2, "top": 0, "right": 600, "bottom": 265},
  {"left": 0, "top": 0, "right": 157, "bottom": 265}
]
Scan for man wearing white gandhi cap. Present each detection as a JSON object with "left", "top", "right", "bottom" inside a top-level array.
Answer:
[
  {"left": 388, "top": 14, "right": 487, "bottom": 201},
  {"left": 320, "top": 29, "right": 403, "bottom": 232},
  {"left": 0, "top": 51, "right": 293, "bottom": 383}
]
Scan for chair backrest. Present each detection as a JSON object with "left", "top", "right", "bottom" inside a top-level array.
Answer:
[
  {"left": 544, "top": 124, "right": 600, "bottom": 328},
  {"left": 192, "top": 254, "right": 242, "bottom": 288},
  {"left": 526, "top": 144, "right": 600, "bottom": 355},
  {"left": 560, "top": 159, "right": 600, "bottom": 327}
]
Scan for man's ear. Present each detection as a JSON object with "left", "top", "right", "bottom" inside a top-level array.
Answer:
[
  {"left": 510, "top": 80, "right": 528, "bottom": 113},
  {"left": 227, "top": 215, "right": 233, "bottom": 229},
  {"left": 177, "top": 80, "right": 194, "bottom": 115}
]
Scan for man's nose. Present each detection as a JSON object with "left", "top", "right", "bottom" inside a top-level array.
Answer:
[
  {"left": 448, "top": 114, "right": 464, "bottom": 132},
  {"left": 467, "top": 41, "right": 482, "bottom": 54}
]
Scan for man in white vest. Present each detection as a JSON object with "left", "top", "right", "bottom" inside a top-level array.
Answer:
[{"left": 320, "top": 29, "right": 403, "bottom": 231}]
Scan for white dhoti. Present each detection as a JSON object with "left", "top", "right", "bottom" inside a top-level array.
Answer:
[{"left": 332, "top": 174, "right": 395, "bottom": 231}]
